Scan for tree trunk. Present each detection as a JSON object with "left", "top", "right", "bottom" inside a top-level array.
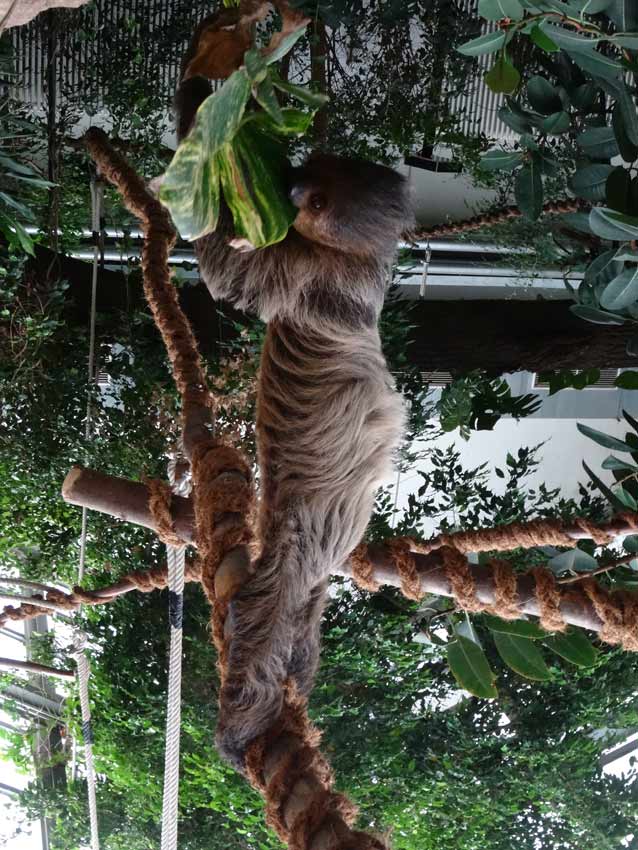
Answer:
[{"left": 407, "top": 299, "right": 636, "bottom": 374}]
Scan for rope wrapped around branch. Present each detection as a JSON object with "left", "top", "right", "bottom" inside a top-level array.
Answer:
[
  {"left": 413, "top": 198, "right": 581, "bottom": 240},
  {"left": 348, "top": 518, "right": 638, "bottom": 651}
]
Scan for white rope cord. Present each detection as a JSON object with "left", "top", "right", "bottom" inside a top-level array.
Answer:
[
  {"left": 72, "top": 632, "right": 100, "bottom": 850},
  {"left": 160, "top": 462, "right": 189, "bottom": 850},
  {"left": 79, "top": 177, "right": 103, "bottom": 581},
  {"left": 71, "top": 175, "right": 102, "bottom": 849}
]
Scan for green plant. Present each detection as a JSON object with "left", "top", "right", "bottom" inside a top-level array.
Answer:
[
  {"left": 160, "top": 24, "right": 327, "bottom": 248},
  {"left": 438, "top": 372, "right": 541, "bottom": 439},
  {"left": 458, "top": 2, "right": 638, "bottom": 335}
]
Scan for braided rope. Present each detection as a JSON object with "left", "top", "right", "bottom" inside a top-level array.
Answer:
[
  {"left": 160, "top": 462, "right": 189, "bottom": 850},
  {"left": 413, "top": 198, "right": 582, "bottom": 240},
  {"left": 71, "top": 632, "right": 100, "bottom": 850}
]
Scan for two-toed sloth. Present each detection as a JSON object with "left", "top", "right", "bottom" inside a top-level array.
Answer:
[{"left": 176, "top": 64, "right": 412, "bottom": 770}]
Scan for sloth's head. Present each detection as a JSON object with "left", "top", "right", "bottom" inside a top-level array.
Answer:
[{"left": 287, "top": 154, "right": 413, "bottom": 258}]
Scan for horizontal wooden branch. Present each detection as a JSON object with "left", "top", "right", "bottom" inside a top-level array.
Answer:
[
  {"left": 0, "top": 657, "right": 75, "bottom": 680},
  {"left": 62, "top": 465, "right": 196, "bottom": 544},
  {"left": 60, "top": 465, "right": 628, "bottom": 635}
]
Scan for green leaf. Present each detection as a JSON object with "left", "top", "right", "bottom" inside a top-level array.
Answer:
[
  {"left": 447, "top": 635, "right": 498, "bottom": 698},
  {"left": 569, "top": 48, "right": 623, "bottom": 80},
  {"left": 271, "top": 76, "right": 330, "bottom": 109},
  {"left": 253, "top": 77, "right": 284, "bottom": 124},
  {"left": 606, "top": 167, "right": 633, "bottom": 214},
  {"left": 159, "top": 133, "right": 221, "bottom": 241},
  {"left": 479, "top": 150, "right": 524, "bottom": 171},
  {"left": 264, "top": 23, "right": 308, "bottom": 65},
  {"left": 577, "top": 126, "right": 619, "bottom": 159},
  {"left": 530, "top": 23, "right": 559, "bottom": 53},
  {"left": 478, "top": 0, "right": 524, "bottom": 19},
  {"left": 584, "top": 249, "right": 623, "bottom": 287},
  {"left": 485, "top": 54, "right": 521, "bottom": 94},
  {"left": 607, "top": 0, "right": 638, "bottom": 33},
  {"left": 241, "top": 107, "right": 315, "bottom": 137},
  {"left": 583, "top": 460, "right": 629, "bottom": 511},
  {"left": 0, "top": 191, "right": 35, "bottom": 221},
  {"left": 577, "top": 422, "right": 635, "bottom": 451},
  {"left": 600, "top": 266, "right": 638, "bottom": 311},
  {"left": 539, "top": 22, "right": 600, "bottom": 53},
  {"left": 570, "top": 304, "right": 626, "bottom": 324},
  {"left": 615, "top": 370, "right": 638, "bottom": 388},
  {"left": 613, "top": 102, "right": 638, "bottom": 164},
  {"left": 243, "top": 48, "right": 268, "bottom": 83},
  {"left": 0, "top": 153, "right": 43, "bottom": 177},
  {"left": 492, "top": 631, "right": 552, "bottom": 680},
  {"left": 610, "top": 32, "right": 638, "bottom": 48},
  {"left": 624, "top": 534, "right": 638, "bottom": 552},
  {"left": 483, "top": 614, "right": 546, "bottom": 638},
  {"left": 602, "top": 454, "right": 638, "bottom": 471},
  {"left": 548, "top": 547, "right": 598, "bottom": 573},
  {"left": 541, "top": 110, "right": 571, "bottom": 134},
  {"left": 196, "top": 69, "right": 252, "bottom": 154},
  {"left": 515, "top": 159, "right": 543, "bottom": 220},
  {"left": 456, "top": 618, "right": 482, "bottom": 645},
  {"left": 616, "top": 248, "right": 638, "bottom": 261},
  {"left": 562, "top": 211, "right": 594, "bottom": 234},
  {"left": 222, "top": 123, "right": 296, "bottom": 247},
  {"left": 581, "top": 0, "right": 612, "bottom": 10},
  {"left": 544, "top": 630, "right": 598, "bottom": 666},
  {"left": 527, "top": 75, "right": 562, "bottom": 114},
  {"left": 498, "top": 98, "right": 534, "bottom": 132},
  {"left": 0, "top": 212, "right": 34, "bottom": 255},
  {"left": 458, "top": 30, "right": 507, "bottom": 57},
  {"left": 604, "top": 80, "right": 638, "bottom": 150},
  {"left": 570, "top": 164, "right": 614, "bottom": 202},
  {"left": 570, "top": 82, "right": 598, "bottom": 112},
  {"left": 589, "top": 207, "right": 638, "bottom": 241}
]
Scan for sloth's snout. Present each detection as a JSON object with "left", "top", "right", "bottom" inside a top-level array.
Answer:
[{"left": 288, "top": 182, "right": 307, "bottom": 209}]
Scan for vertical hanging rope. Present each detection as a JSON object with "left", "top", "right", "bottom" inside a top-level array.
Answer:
[
  {"left": 72, "top": 632, "right": 100, "bottom": 850},
  {"left": 72, "top": 174, "right": 102, "bottom": 847},
  {"left": 78, "top": 176, "right": 103, "bottom": 581},
  {"left": 160, "top": 460, "right": 189, "bottom": 850}
]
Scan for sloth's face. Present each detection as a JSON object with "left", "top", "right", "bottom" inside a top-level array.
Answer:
[{"left": 287, "top": 154, "right": 412, "bottom": 257}]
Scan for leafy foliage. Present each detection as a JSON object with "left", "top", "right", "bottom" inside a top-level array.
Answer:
[
  {"left": 160, "top": 26, "right": 327, "bottom": 248},
  {"left": 438, "top": 371, "right": 541, "bottom": 440},
  {"left": 458, "top": 0, "right": 638, "bottom": 335}
]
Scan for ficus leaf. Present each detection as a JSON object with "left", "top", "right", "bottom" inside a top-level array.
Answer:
[
  {"left": 485, "top": 54, "right": 521, "bottom": 94},
  {"left": 447, "top": 635, "right": 498, "bottom": 698},
  {"left": 492, "top": 631, "right": 552, "bottom": 681},
  {"left": 458, "top": 30, "right": 507, "bottom": 57},
  {"left": 600, "top": 266, "right": 638, "bottom": 311},
  {"left": 589, "top": 207, "right": 638, "bottom": 241},
  {"left": 515, "top": 159, "right": 543, "bottom": 220},
  {"left": 544, "top": 630, "right": 598, "bottom": 667},
  {"left": 569, "top": 164, "right": 614, "bottom": 202},
  {"left": 577, "top": 422, "right": 635, "bottom": 452}
]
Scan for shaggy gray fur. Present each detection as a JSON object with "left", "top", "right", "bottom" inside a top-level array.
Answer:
[{"left": 176, "top": 74, "right": 412, "bottom": 770}]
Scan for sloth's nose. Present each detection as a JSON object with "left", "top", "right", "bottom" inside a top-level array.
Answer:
[{"left": 288, "top": 183, "right": 306, "bottom": 208}]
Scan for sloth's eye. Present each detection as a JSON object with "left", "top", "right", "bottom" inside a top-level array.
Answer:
[{"left": 309, "top": 193, "right": 326, "bottom": 211}]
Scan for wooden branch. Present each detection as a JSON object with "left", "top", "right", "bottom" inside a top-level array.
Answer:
[
  {"left": 62, "top": 465, "right": 196, "bottom": 545},
  {"left": 61, "top": 465, "right": 626, "bottom": 635},
  {"left": 0, "top": 657, "right": 75, "bottom": 680}
]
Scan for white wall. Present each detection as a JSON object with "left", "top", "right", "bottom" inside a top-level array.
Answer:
[{"left": 389, "top": 417, "right": 630, "bottom": 537}]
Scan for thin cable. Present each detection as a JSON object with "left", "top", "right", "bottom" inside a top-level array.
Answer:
[
  {"left": 79, "top": 178, "right": 103, "bottom": 581},
  {"left": 160, "top": 462, "right": 189, "bottom": 850},
  {"left": 72, "top": 177, "right": 102, "bottom": 846},
  {"left": 72, "top": 632, "right": 100, "bottom": 850}
]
